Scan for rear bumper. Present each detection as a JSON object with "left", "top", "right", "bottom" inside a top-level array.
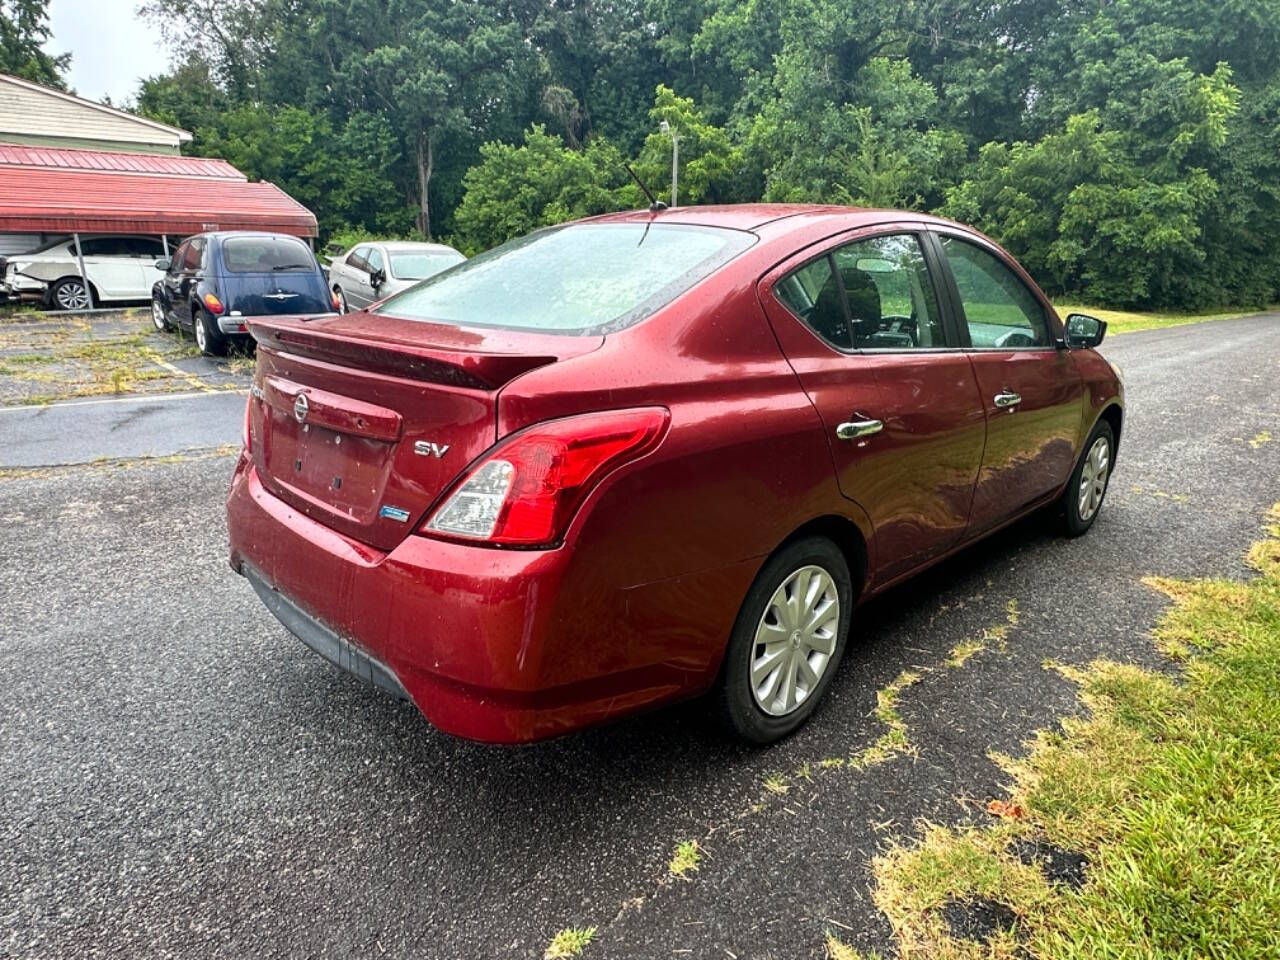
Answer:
[
  {"left": 220, "top": 311, "right": 338, "bottom": 334},
  {"left": 242, "top": 561, "right": 409, "bottom": 701},
  {"left": 226, "top": 455, "right": 722, "bottom": 742}
]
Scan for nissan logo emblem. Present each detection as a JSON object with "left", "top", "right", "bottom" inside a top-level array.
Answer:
[{"left": 293, "top": 393, "right": 309, "bottom": 423}]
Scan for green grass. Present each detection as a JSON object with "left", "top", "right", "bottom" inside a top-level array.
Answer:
[
  {"left": 1053, "top": 303, "right": 1273, "bottom": 336},
  {"left": 865, "top": 503, "right": 1280, "bottom": 960},
  {"left": 544, "top": 926, "right": 596, "bottom": 958},
  {"left": 668, "top": 839, "right": 702, "bottom": 878}
]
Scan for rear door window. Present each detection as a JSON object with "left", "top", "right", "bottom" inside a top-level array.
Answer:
[
  {"left": 223, "top": 236, "right": 314, "bottom": 273},
  {"left": 375, "top": 223, "right": 754, "bottom": 334},
  {"left": 79, "top": 238, "right": 132, "bottom": 256},
  {"left": 774, "top": 233, "right": 945, "bottom": 350}
]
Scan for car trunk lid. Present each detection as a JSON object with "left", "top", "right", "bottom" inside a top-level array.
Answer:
[{"left": 247, "top": 312, "right": 602, "bottom": 550}]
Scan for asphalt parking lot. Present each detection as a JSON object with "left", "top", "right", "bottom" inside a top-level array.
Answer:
[{"left": 2, "top": 314, "right": 1277, "bottom": 959}]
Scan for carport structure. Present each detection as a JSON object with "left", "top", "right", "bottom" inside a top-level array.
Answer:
[{"left": 0, "top": 144, "right": 317, "bottom": 308}]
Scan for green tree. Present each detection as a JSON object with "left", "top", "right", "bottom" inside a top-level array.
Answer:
[
  {"left": 631, "top": 85, "right": 749, "bottom": 206},
  {"left": 752, "top": 57, "right": 963, "bottom": 208},
  {"left": 452, "top": 125, "right": 629, "bottom": 253},
  {"left": 0, "top": 0, "right": 68, "bottom": 87}
]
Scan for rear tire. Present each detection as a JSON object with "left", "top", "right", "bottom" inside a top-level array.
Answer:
[
  {"left": 192, "top": 305, "right": 227, "bottom": 356},
  {"left": 1060, "top": 421, "right": 1115, "bottom": 536},
  {"left": 334, "top": 285, "right": 348, "bottom": 313},
  {"left": 51, "top": 277, "right": 93, "bottom": 311},
  {"left": 715, "top": 537, "right": 853, "bottom": 744}
]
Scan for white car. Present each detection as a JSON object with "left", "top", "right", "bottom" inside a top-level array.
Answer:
[
  {"left": 2, "top": 235, "right": 169, "bottom": 310},
  {"left": 326, "top": 240, "right": 465, "bottom": 312}
]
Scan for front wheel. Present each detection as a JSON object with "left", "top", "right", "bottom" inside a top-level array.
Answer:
[
  {"left": 715, "top": 537, "right": 853, "bottom": 744},
  {"left": 1060, "top": 421, "right": 1115, "bottom": 536},
  {"left": 151, "top": 294, "right": 171, "bottom": 332}
]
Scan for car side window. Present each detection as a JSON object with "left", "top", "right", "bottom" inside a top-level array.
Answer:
[
  {"left": 348, "top": 246, "right": 370, "bottom": 273},
  {"left": 366, "top": 247, "right": 384, "bottom": 274},
  {"left": 775, "top": 256, "right": 849, "bottom": 348},
  {"left": 774, "top": 233, "right": 944, "bottom": 350},
  {"left": 831, "top": 234, "right": 943, "bottom": 349},
  {"left": 169, "top": 242, "right": 190, "bottom": 273},
  {"left": 80, "top": 238, "right": 131, "bottom": 256},
  {"left": 182, "top": 239, "right": 204, "bottom": 272},
  {"left": 939, "top": 235, "right": 1050, "bottom": 349},
  {"left": 125, "top": 238, "right": 165, "bottom": 257}
]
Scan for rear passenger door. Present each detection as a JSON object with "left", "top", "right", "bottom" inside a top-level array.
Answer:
[
  {"left": 344, "top": 246, "right": 374, "bottom": 307},
  {"left": 78, "top": 237, "right": 140, "bottom": 299},
  {"left": 929, "top": 230, "right": 1084, "bottom": 534},
  {"left": 760, "top": 227, "right": 988, "bottom": 583}
]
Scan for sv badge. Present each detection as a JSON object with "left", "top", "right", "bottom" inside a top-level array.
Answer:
[{"left": 414, "top": 440, "right": 450, "bottom": 459}]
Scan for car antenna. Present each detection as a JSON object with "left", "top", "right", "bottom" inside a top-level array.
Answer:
[{"left": 624, "top": 162, "right": 667, "bottom": 213}]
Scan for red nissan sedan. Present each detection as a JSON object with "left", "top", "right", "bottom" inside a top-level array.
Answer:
[{"left": 226, "top": 205, "right": 1123, "bottom": 744}]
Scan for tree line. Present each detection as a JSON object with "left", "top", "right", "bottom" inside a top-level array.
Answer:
[{"left": 6, "top": 0, "right": 1280, "bottom": 309}]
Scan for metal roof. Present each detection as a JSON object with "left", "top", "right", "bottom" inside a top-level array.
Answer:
[
  {"left": 0, "top": 144, "right": 245, "bottom": 179},
  {"left": 0, "top": 148, "right": 316, "bottom": 237}
]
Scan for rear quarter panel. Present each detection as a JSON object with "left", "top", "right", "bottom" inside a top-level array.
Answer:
[{"left": 494, "top": 259, "right": 871, "bottom": 694}]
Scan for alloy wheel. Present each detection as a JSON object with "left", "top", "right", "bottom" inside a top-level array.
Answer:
[
  {"left": 1077, "top": 436, "right": 1111, "bottom": 521},
  {"left": 55, "top": 280, "right": 91, "bottom": 311},
  {"left": 151, "top": 298, "right": 167, "bottom": 331},
  {"left": 194, "top": 311, "right": 208, "bottom": 352},
  {"left": 750, "top": 564, "right": 840, "bottom": 716}
]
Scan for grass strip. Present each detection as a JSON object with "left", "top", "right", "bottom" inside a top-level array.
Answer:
[{"left": 857, "top": 503, "right": 1280, "bottom": 959}]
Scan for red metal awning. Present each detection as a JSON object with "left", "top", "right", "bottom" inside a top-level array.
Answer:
[{"left": 0, "top": 145, "right": 317, "bottom": 237}]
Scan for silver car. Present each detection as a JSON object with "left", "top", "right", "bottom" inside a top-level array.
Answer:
[{"left": 327, "top": 240, "right": 466, "bottom": 312}]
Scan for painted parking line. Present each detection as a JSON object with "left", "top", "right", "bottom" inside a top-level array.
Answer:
[{"left": 0, "top": 389, "right": 245, "bottom": 414}]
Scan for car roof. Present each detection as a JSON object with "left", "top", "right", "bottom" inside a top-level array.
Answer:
[
  {"left": 357, "top": 240, "right": 462, "bottom": 254},
  {"left": 202, "top": 231, "right": 311, "bottom": 241},
  {"left": 581, "top": 203, "right": 957, "bottom": 235}
]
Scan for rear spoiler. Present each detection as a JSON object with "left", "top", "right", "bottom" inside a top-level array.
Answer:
[{"left": 248, "top": 316, "right": 559, "bottom": 391}]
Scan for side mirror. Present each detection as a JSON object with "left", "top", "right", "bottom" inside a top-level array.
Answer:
[
  {"left": 155, "top": 258, "right": 171, "bottom": 272},
  {"left": 1065, "top": 312, "right": 1106, "bottom": 349},
  {"left": 370, "top": 268, "right": 385, "bottom": 288}
]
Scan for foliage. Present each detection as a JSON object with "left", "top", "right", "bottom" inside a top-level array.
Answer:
[
  {"left": 451, "top": 126, "right": 629, "bottom": 255},
  {"left": 866, "top": 504, "right": 1280, "bottom": 959},
  {"left": 0, "top": 0, "right": 67, "bottom": 87},
  {"left": 125, "top": 0, "right": 1280, "bottom": 308}
]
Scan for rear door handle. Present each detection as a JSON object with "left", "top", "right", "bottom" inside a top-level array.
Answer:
[
  {"left": 993, "top": 392, "right": 1022, "bottom": 408},
  {"left": 836, "top": 418, "right": 884, "bottom": 440}
]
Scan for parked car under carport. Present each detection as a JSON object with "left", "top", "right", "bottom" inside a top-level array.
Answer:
[{"left": 0, "top": 144, "right": 318, "bottom": 310}]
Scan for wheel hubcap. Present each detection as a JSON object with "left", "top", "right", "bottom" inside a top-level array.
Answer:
[
  {"left": 57, "top": 282, "right": 90, "bottom": 310},
  {"left": 1077, "top": 436, "right": 1111, "bottom": 521},
  {"left": 751, "top": 564, "right": 840, "bottom": 717},
  {"left": 151, "top": 300, "right": 165, "bottom": 329},
  {"left": 195, "top": 315, "right": 207, "bottom": 350}
]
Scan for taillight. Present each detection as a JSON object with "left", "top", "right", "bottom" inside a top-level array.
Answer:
[
  {"left": 242, "top": 395, "right": 252, "bottom": 454},
  {"left": 421, "top": 408, "right": 669, "bottom": 547},
  {"left": 203, "top": 292, "right": 225, "bottom": 315},
  {"left": 331, "top": 290, "right": 342, "bottom": 311}
]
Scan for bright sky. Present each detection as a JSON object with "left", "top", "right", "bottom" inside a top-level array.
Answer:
[{"left": 42, "top": 0, "right": 170, "bottom": 106}]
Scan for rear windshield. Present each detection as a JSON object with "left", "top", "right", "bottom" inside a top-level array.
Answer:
[
  {"left": 374, "top": 222, "right": 755, "bottom": 334},
  {"left": 223, "top": 236, "right": 316, "bottom": 273},
  {"left": 389, "top": 250, "right": 465, "bottom": 280}
]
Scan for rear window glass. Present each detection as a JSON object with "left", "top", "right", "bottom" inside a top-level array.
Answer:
[
  {"left": 223, "top": 236, "right": 315, "bottom": 273},
  {"left": 389, "top": 251, "right": 465, "bottom": 280},
  {"left": 374, "top": 223, "right": 755, "bottom": 334}
]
